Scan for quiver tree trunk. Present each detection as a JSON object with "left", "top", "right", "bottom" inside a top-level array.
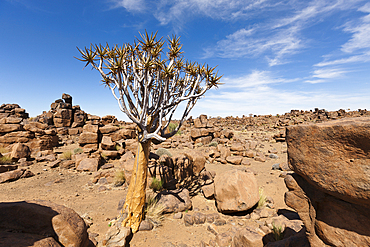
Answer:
[{"left": 122, "top": 140, "right": 151, "bottom": 233}]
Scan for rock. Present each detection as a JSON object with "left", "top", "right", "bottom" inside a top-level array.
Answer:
[
  {"left": 285, "top": 173, "right": 370, "bottom": 247},
  {"left": 183, "top": 150, "right": 206, "bottom": 175},
  {"left": 10, "top": 143, "right": 31, "bottom": 160},
  {"left": 285, "top": 117, "right": 370, "bottom": 246},
  {"left": 138, "top": 220, "right": 154, "bottom": 231},
  {"left": 207, "top": 224, "right": 219, "bottom": 235},
  {"left": 202, "top": 183, "right": 215, "bottom": 199},
  {"left": 231, "top": 227, "right": 264, "bottom": 247},
  {"left": 0, "top": 168, "right": 34, "bottom": 183},
  {"left": 77, "top": 158, "right": 100, "bottom": 172},
  {"left": 0, "top": 200, "right": 89, "bottom": 247},
  {"left": 214, "top": 219, "right": 226, "bottom": 226},
  {"left": 214, "top": 169, "right": 259, "bottom": 213},
  {"left": 217, "top": 145, "right": 231, "bottom": 162},
  {"left": 271, "top": 163, "right": 280, "bottom": 170},
  {"left": 173, "top": 212, "right": 183, "bottom": 219},
  {"left": 184, "top": 214, "right": 194, "bottom": 226},
  {"left": 193, "top": 212, "right": 206, "bottom": 224},
  {"left": 226, "top": 155, "right": 243, "bottom": 165},
  {"left": 83, "top": 124, "right": 99, "bottom": 133},
  {"left": 216, "top": 232, "right": 233, "bottom": 247},
  {"left": 0, "top": 164, "right": 18, "bottom": 173},
  {"left": 99, "top": 125, "right": 119, "bottom": 134},
  {"left": 0, "top": 123, "right": 23, "bottom": 133},
  {"left": 103, "top": 224, "right": 132, "bottom": 247},
  {"left": 172, "top": 154, "right": 193, "bottom": 181},
  {"left": 254, "top": 156, "right": 266, "bottom": 162},
  {"left": 245, "top": 150, "right": 256, "bottom": 158},
  {"left": 286, "top": 117, "right": 370, "bottom": 206},
  {"left": 268, "top": 154, "right": 279, "bottom": 159},
  {"left": 78, "top": 132, "right": 98, "bottom": 145},
  {"left": 156, "top": 188, "right": 192, "bottom": 213},
  {"left": 0, "top": 232, "right": 61, "bottom": 247},
  {"left": 241, "top": 157, "right": 251, "bottom": 166}
]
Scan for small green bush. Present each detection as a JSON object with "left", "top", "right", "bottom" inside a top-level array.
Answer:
[
  {"left": 208, "top": 141, "right": 218, "bottom": 147},
  {"left": 150, "top": 177, "right": 163, "bottom": 191},
  {"left": 168, "top": 122, "right": 177, "bottom": 132},
  {"left": 73, "top": 148, "right": 83, "bottom": 154},
  {"left": 155, "top": 148, "right": 172, "bottom": 157},
  {"left": 62, "top": 150, "right": 73, "bottom": 160},
  {"left": 272, "top": 223, "right": 284, "bottom": 241},
  {"left": 115, "top": 144, "right": 122, "bottom": 151}
]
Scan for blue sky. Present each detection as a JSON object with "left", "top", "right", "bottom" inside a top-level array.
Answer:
[{"left": 1, "top": 0, "right": 369, "bottom": 121}]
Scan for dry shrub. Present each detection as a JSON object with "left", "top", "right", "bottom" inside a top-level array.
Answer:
[{"left": 113, "top": 170, "right": 126, "bottom": 186}]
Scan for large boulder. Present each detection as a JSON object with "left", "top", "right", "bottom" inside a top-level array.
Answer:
[
  {"left": 285, "top": 117, "right": 370, "bottom": 246},
  {"left": 0, "top": 200, "right": 89, "bottom": 247},
  {"left": 286, "top": 117, "right": 370, "bottom": 206},
  {"left": 214, "top": 169, "right": 259, "bottom": 213}
]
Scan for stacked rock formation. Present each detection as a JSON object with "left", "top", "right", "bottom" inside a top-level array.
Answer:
[{"left": 285, "top": 117, "right": 370, "bottom": 246}]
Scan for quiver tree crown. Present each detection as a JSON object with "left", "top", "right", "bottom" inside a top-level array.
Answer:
[{"left": 76, "top": 31, "right": 222, "bottom": 143}]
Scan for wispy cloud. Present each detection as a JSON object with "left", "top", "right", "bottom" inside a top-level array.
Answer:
[
  {"left": 111, "top": 0, "right": 146, "bottom": 12},
  {"left": 204, "top": 0, "right": 366, "bottom": 65},
  {"left": 314, "top": 2, "right": 370, "bottom": 67}
]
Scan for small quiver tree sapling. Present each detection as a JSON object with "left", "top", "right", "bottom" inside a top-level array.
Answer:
[{"left": 76, "top": 31, "right": 222, "bottom": 233}]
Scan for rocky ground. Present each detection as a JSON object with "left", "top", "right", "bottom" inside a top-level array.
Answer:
[
  {"left": 2, "top": 95, "right": 368, "bottom": 246},
  {"left": 0, "top": 128, "right": 299, "bottom": 247}
]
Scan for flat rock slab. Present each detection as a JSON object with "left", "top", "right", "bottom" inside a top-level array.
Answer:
[{"left": 286, "top": 117, "right": 370, "bottom": 206}]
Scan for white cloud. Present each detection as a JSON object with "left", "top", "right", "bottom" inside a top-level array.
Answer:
[
  {"left": 112, "top": 0, "right": 146, "bottom": 12},
  {"left": 341, "top": 4, "right": 370, "bottom": 53},
  {"left": 204, "top": 24, "right": 303, "bottom": 66},
  {"left": 188, "top": 70, "right": 369, "bottom": 117},
  {"left": 312, "top": 68, "right": 347, "bottom": 79}
]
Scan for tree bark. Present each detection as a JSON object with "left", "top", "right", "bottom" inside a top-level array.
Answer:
[{"left": 122, "top": 140, "right": 151, "bottom": 233}]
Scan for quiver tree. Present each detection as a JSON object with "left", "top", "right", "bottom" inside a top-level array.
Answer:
[{"left": 76, "top": 31, "right": 222, "bottom": 233}]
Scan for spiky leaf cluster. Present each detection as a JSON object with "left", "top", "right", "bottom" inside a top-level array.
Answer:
[{"left": 76, "top": 31, "right": 222, "bottom": 143}]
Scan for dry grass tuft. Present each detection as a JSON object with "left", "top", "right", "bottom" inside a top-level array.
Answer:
[
  {"left": 144, "top": 194, "right": 165, "bottom": 226},
  {"left": 257, "top": 188, "right": 267, "bottom": 209},
  {"left": 62, "top": 150, "right": 73, "bottom": 160}
]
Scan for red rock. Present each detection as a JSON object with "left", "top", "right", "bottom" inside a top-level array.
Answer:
[
  {"left": 82, "top": 124, "right": 99, "bottom": 133},
  {"left": 10, "top": 143, "right": 31, "bottom": 160},
  {"left": 99, "top": 124, "right": 119, "bottom": 134},
  {"left": 0, "top": 123, "right": 22, "bottom": 133},
  {"left": 244, "top": 150, "right": 256, "bottom": 158},
  {"left": 101, "top": 136, "right": 116, "bottom": 150},
  {"left": 226, "top": 156, "right": 243, "bottom": 165},
  {"left": 77, "top": 158, "right": 100, "bottom": 172},
  {"left": 78, "top": 132, "right": 98, "bottom": 145},
  {"left": 231, "top": 227, "right": 264, "bottom": 247},
  {"left": 286, "top": 117, "right": 370, "bottom": 206},
  {"left": 214, "top": 169, "right": 259, "bottom": 213},
  {"left": 183, "top": 150, "right": 206, "bottom": 175}
]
